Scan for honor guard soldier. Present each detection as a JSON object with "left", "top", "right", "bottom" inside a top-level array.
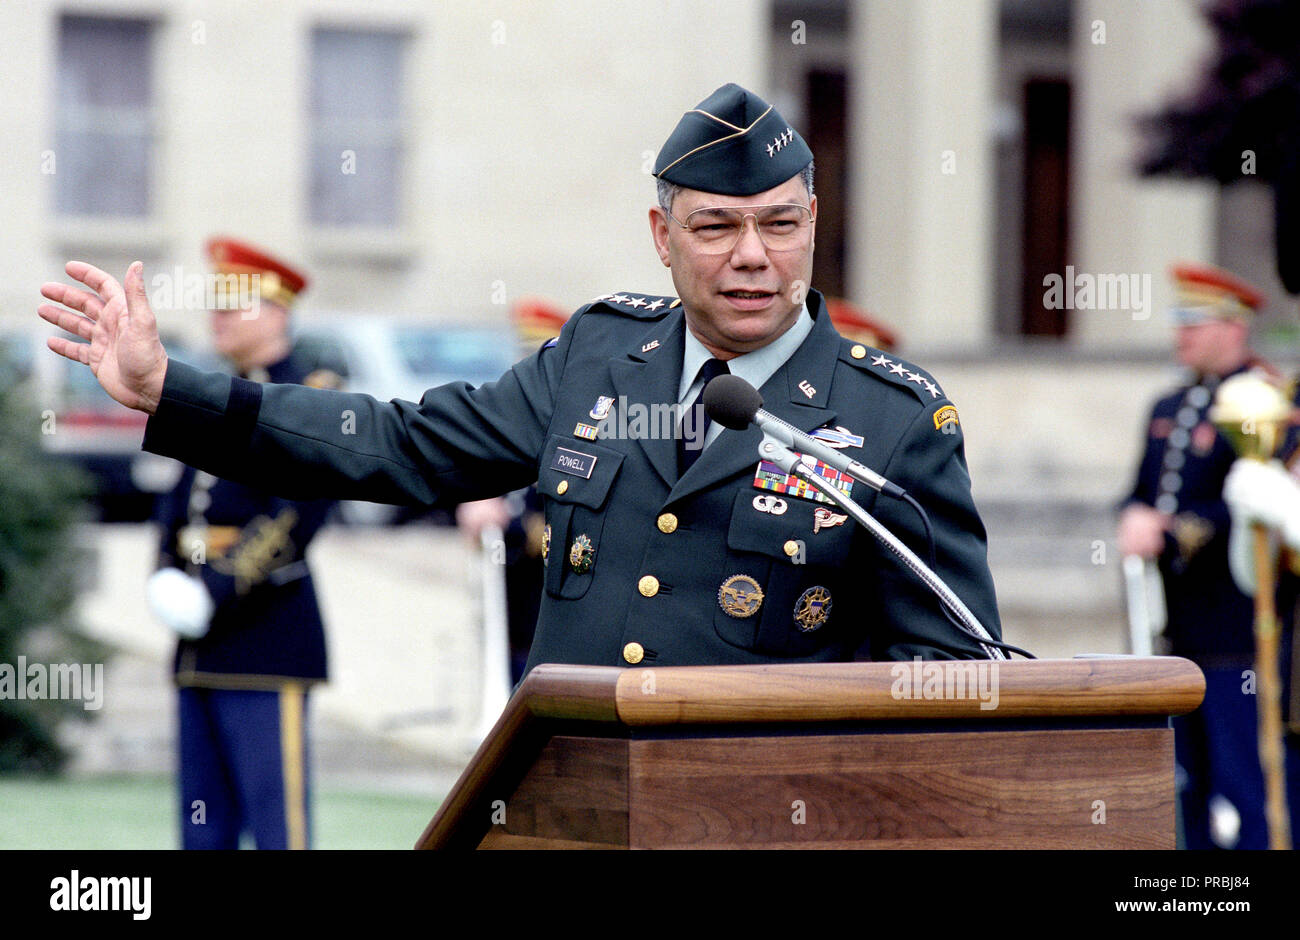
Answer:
[
  {"left": 40, "top": 84, "right": 1005, "bottom": 685},
  {"left": 824, "top": 297, "right": 898, "bottom": 353},
  {"left": 146, "top": 238, "right": 336, "bottom": 850},
  {"left": 1118, "top": 261, "right": 1272, "bottom": 849},
  {"left": 1222, "top": 350, "right": 1300, "bottom": 841}
]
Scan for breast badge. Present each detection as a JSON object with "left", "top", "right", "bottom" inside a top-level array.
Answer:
[
  {"left": 718, "top": 574, "right": 764, "bottom": 618},
  {"left": 812, "top": 507, "right": 847, "bottom": 533},
  {"left": 569, "top": 534, "right": 594, "bottom": 574},
  {"left": 752, "top": 494, "right": 788, "bottom": 515},
  {"left": 793, "top": 586, "right": 832, "bottom": 632},
  {"left": 809, "top": 425, "right": 864, "bottom": 449}
]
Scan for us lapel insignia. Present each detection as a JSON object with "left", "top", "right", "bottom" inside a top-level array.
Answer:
[{"left": 641, "top": 339, "right": 660, "bottom": 353}]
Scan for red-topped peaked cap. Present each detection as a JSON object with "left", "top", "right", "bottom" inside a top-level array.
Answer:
[
  {"left": 1168, "top": 261, "right": 1264, "bottom": 324},
  {"left": 205, "top": 237, "right": 309, "bottom": 309},
  {"left": 825, "top": 296, "right": 899, "bottom": 352},
  {"left": 512, "top": 296, "right": 570, "bottom": 344}
]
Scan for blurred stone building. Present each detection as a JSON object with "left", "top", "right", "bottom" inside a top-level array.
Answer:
[{"left": 2, "top": 0, "right": 1292, "bottom": 655}]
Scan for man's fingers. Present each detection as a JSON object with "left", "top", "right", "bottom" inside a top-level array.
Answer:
[
  {"left": 65, "top": 260, "right": 123, "bottom": 302},
  {"left": 39, "top": 282, "right": 104, "bottom": 320},
  {"left": 123, "top": 260, "right": 157, "bottom": 330},
  {"left": 46, "top": 335, "right": 91, "bottom": 365},
  {"left": 37, "top": 303, "right": 95, "bottom": 341}
]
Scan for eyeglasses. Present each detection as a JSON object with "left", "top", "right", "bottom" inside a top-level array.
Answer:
[{"left": 666, "top": 203, "right": 814, "bottom": 255}]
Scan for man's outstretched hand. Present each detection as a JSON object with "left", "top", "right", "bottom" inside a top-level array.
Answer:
[{"left": 38, "top": 261, "right": 169, "bottom": 415}]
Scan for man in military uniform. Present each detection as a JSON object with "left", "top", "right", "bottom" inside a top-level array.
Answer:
[
  {"left": 39, "top": 84, "right": 1002, "bottom": 675},
  {"left": 1221, "top": 357, "right": 1300, "bottom": 839},
  {"left": 1117, "top": 261, "right": 1272, "bottom": 849},
  {"left": 146, "top": 238, "right": 335, "bottom": 849}
]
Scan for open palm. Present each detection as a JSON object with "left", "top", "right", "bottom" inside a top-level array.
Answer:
[{"left": 38, "top": 261, "right": 169, "bottom": 414}]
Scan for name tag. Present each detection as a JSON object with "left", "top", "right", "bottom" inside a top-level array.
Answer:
[{"left": 552, "top": 447, "right": 597, "bottom": 479}]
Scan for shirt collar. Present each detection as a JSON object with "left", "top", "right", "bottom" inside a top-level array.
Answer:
[{"left": 678, "top": 302, "right": 813, "bottom": 403}]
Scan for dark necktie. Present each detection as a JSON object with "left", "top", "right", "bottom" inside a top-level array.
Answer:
[{"left": 678, "top": 357, "right": 730, "bottom": 476}]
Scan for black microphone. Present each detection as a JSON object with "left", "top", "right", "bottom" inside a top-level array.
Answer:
[{"left": 703, "top": 374, "right": 904, "bottom": 498}]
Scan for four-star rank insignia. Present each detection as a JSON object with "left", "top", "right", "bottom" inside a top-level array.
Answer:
[
  {"left": 794, "top": 586, "right": 832, "bottom": 632},
  {"left": 569, "top": 534, "right": 595, "bottom": 574},
  {"left": 718, "top": 574, "right": 764, "bottom": 618}
]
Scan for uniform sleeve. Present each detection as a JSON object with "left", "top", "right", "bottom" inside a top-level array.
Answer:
[
  {"left": 141, "top": 328, "right": 573, "bottom": 508},
  {"left": 865, "top": 401, "right": 1003, "bottom": 660}
]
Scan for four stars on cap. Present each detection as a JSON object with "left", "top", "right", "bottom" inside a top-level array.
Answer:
[{"left": 766, "top": 127, "right": 795, "bottom": 158}]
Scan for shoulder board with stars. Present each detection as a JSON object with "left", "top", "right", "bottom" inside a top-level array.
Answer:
[
  {"left": 586, "top": 292, "right": 679, "bottom": 318},
  {"left": 840, "top": 341, "right": 945, "bottom": 403}
]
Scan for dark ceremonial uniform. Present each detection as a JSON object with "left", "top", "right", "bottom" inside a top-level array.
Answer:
[
  {"left": 1266, "top": 380, "right": 1300, "bottom": 830},
  {"left": 1124, "top": 367, "right": 1270, "bottom": 850},
  {"left": 1121, "top": 260, "right": 1270, "bottom": 849},
  {"left": 153, "top": 236, "right": 333, "bottom": 850},
  {"left": 155, "top": 352, "right": 336, "bottom": 850},
  {"left": 142, "top": 289, "right": 1001, "bottom": 670},
  {"left": 1123, "top": 366, "right": 1258, "bottom": 667}
]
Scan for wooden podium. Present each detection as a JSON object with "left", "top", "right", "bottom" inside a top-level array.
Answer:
[{"left": 416, "top": 657, "right": 1203, "bottom": 850}]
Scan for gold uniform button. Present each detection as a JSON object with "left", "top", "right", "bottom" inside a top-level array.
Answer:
[
  {"left": 638, "top": 575, "right": 660, "bottom": 597},
  {"left": 783, "top": 540, "right": 800, "bottom": 557},
  {"left": 657, "top": 513, "right": 678, "bottom": 534},
  {"left": 623, "top": 642, "right": 645, "bottom": 664},
  {"left": 556, "top": 480, "right": 569, "bottom": 495},
  {"left": 850, "top": 344, "right": 867, "bottom": 360}
]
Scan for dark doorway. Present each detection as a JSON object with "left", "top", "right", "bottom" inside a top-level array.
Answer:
[
  {"left": 805, "top": 69, "right": 848, "bottom": 300},
  {"left": 1020, "top": 78, "right": 1071, "bottom": 336}
]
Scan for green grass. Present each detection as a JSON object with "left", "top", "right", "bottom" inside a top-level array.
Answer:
[{"left": 0, "top": 773, "right": 441, "bottom": 849}]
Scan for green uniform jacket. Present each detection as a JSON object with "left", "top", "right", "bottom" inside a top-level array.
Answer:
[{"left": 142, "top": 290, "right": 1002, "bottom": 672}]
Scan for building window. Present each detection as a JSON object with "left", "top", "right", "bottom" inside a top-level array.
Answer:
[
  {"left": 55, "top": 16, "right": 155, "bottom": 218},
  {"left": 308, "top": 28, "right": 406, "bottom": 228}
]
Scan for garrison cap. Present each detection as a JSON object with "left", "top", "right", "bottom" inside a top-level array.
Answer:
[{"left": 654, "top": 83, "right": 813, "bottom": 196}]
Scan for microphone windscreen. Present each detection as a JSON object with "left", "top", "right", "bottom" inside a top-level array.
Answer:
[{"left": 703, "top": 373, "right": 763, "bottom": 430}]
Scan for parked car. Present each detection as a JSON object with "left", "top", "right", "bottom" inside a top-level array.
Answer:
[
  {"left": 290, "top": 316, "right": 522, "bottom": 523},
  {"left": 0, "top": 327, "right": 216, "bottom": 521}
]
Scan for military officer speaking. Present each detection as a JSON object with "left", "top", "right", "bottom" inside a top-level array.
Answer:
[
  {"left": 146, "top": 238, "right": 336, "bottom": 850},
  {"left": 39, "top": 84, "right": 1003, "bottom": 674}
]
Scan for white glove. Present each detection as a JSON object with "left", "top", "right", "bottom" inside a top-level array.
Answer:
[
  {"left": 1224, "top": 458, "right": 1300, "bottom": 540},
  {"left": 146, "top": 568, "right": 214, "bottom": 639},
  {"left": 1224, "top": 458, "right": 1299, "bottom": 595}
]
